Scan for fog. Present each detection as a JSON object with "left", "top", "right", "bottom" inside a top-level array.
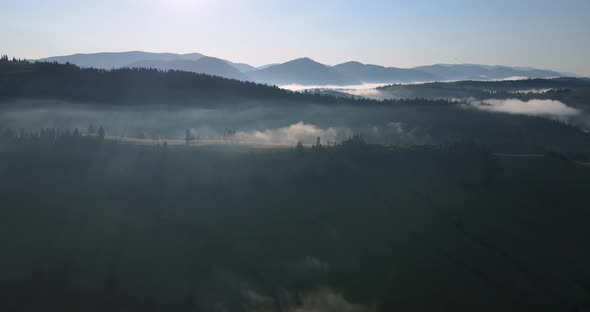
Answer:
[
  {"left": 235, "top": 122, "right": 349, "bottom": 146},
  {"left": 243, "top": 288, "right": 369, "bottom": 312},
  {"left": 499, "top": 76, "right": 529, "bottom": 81},
  {"left": 0, "top": 99, "right": 433, "bottom": 146},
  {"left": 278, "top": 83, "right": 431, "bottom": 100},
  {"left": 279, "top": 83, "right": 388, "bottom": 92},
  {"left": 2, "top": 96, "right": 590, "bottom": 311},
  {"left": 471, "top": 98, "right": 580, "bottom": 119},
  {"left": 1, "top": 97, "right": 586, "bottom": 152}
]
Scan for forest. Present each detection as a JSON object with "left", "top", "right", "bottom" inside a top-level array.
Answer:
[
  {"left": 1, "top": 131, "right": 589, "bottom": 311},
  {"left": 374, "top": 78, "right": 590, "bottom": 105},
  {"left": 3, "top": 0, "right": 590, "bottom": 310},
  {"left": 0, "top": 57, "right": 381, "bottom": 106},
  {"left": 2, "top": 58, "right": 590, "bottom": 160},
  {"left": 1, "top": 57, "right": 590, "bottom": 311}
]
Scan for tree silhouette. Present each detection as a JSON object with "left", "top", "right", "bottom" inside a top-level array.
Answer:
[
  {"left": 185, "top": 128, "right": 192, "bottom": 145},
  {"left": 98, "top": 126, "right": 105, "bottom": 139},
  {"left": 313, "top": 136, "right": 322, "bottom": 150},
  {"left": 87, "top": 124, "right": 97, "bottom": 135},
  {"left": 295, "top": 140, "right": 304, "bottom": 152}
]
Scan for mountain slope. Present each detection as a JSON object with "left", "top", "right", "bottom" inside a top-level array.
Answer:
[
  {"left": 413, "top": 64, "right": 563, "bottom": 81},
  {"left": 38, "top": 51, "right": 570, "bottom": 84},
  {"left": 0, "top": 59, "right": 298, "bottom": 104},
  {"left": 257, "top": 63, "right": 279, "bottom": 70},
  {"left": 40, "top": 51, "right": 259, "bottom": 75},
  {"left": 225, "top": 61, "right": 257, "bottom": 73},
  {"left": 249, "top": 58, "right": 361, "bottom": 86},
  {"left": 333, "top": 61, "right": 439, "bottom": 83},
  {"left": 127, "top": 57, "right": 248, "bottom": 80},
  {"left": 40, "top": 51, "right": 205, "bottom": 69}
]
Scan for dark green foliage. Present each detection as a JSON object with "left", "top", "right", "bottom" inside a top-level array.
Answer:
[
  {"left": 0, "top": 134, "right": 589, "bottom": 311},
  {"left": 0, "top": 59, "right": 318, "bottom": 105},
  {"left": 295, "top": 140, "right": 304, "bottom": 152},
  {"left": 5, "top": 58, "right": 590, "bottom": 159},
  {"left": 97, "top": 125, "right": 105, "bottom": 138},
  {"left": 1, "top": 57, "right": 590, "bottom": 311},
  {"left": 0, "top": 58, "right": 455, "bottom": 107},
  {"left": 376, "top": 78, "right": 590, "bottom": 109},
  {"left": 339, "top": 134, "right": 367, "bottom": 148},
  {"left": 87, "top": 124, "right": 96, "bottom": 135},
  {"left": 379, "top": 78, "right": 590, "bottom": 93}
]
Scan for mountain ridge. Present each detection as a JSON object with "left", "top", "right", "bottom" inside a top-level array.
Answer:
[
  {"left": 127, "top": 57, "right": 248, "bottom": 81},
  {"left": 333, "top": 61, "right": 439, "bottom": 83},
  {"left": 39, "top": 51, "right": 572, "bottom": 85},
  {"left": 248, "top": 57, "right": 361, "bottom": 86}
]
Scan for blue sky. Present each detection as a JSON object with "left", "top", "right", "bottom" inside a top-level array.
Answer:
[{"left": 1, "top": 0, "right": 589, "bottom": 75}]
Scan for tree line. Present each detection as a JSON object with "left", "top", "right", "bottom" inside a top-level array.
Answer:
[{"left": 0, "top": 57, "right": 457, "bottom": 107}]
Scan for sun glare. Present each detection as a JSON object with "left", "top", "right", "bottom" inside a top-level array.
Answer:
[{"left": 158, "top": 0, "right": 207, "bottom": 9}]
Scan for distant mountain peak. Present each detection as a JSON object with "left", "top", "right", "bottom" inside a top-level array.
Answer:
[
  {"left": 337, "top": 61, "right": 365, "bottom": 66},
  {"left": 37, "top": 51, "right": 569, "bottom": 85},
  {"left": 288, "top": 57, "right": 323, "bottom": 65},
  {"left": 333, "top": 61, "right": 437, "bottom": 83},
  {"left": 249, "top": 57, "right": 360, "bottom": 85}
]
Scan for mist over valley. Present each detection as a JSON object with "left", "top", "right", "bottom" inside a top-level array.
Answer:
[{"left": 2, "top": 1, "right": 590, "bottom": 310}]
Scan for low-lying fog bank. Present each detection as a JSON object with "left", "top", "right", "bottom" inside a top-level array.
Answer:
[
  {"left": 1, "top": 98, "right": 589, "bottom": 158},
  {"left": 470, "top": 99, "right": 580, "bottom": 119},
  {"left": 279, "top": 83, "right": 389, "bottom": 92},
  {"left": 0, "top": 100, "right": 435, "bottom": 146}
]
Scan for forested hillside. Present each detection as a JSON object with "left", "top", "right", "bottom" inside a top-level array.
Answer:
[{"left": 0, "top": 133, "right": 589, "bottom": 311}]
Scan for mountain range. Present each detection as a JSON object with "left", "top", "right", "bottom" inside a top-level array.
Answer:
[
  {"left": 249, "top": 58, "right": 361, "bottom": 86},
  {"left": 126, "top": 57, "right": 248, "bottom": 81},
  {"left": 40, "top": 51, "right": 569, "bottom": 86}
]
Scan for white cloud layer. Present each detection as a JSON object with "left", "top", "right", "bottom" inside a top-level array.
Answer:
[
  {"left": 472, "top": 99, "right": 579, "bottom": 118},
  {"left": 243, "top": 288, "right": 371, "bottom": 312},
  {"left": 235, "top": 122, "right": 350, "bottom": 145},
  {"left": 279, "top": 83, "right": 387, "bottom": 92}
]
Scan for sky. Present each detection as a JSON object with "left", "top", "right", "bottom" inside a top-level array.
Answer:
[{"left": 1, "top": 0, "right": 589, "bottom": 75}]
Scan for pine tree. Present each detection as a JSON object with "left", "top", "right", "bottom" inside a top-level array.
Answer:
[
  {"left": 98, "top": 126, "right": 105, "bottom": 139},
  {"left": 313, "top": 136, "right": 321, "bottom": 150},
  {"left": 185, "top": 128, "right": 192, "bottom": 145},
  {"left": 295, "top": 140, "right": 304, "bottom": 152},
  {"left": 87, "top": 124, "right": 96, "bottom": 135}
]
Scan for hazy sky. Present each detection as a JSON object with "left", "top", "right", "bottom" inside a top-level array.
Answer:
[{"left": 1, "top": 0, "right": 589, "bottom": 75}]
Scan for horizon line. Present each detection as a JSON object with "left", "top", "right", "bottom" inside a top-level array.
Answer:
[{"left": 21, "top": 50, "right": 575, "bottom": 76}]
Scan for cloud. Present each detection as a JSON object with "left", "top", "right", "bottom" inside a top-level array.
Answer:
[
  {"left": 243, "top": 289, "right": 275, "bottom": 308},
  {"left": 278, "top": 83, "right": 391, "bottom": 100},
  {"left": 500, "top": 76, "right": 528, "bottom": 81},
  {"left": 298, "top": 256, "right": 330, "bottom": 272},
  {"left": 288, "top": 288, "right": 370, "bottom": 312},
  {"left": 235, "top": 122, "right": 351, "bottom": 145},
  {"left": 364, "top": 121, "right": 431, "bottom": 145},
  {"left": 472, "top": 98, "right": 580, "bottom": 118},
  {"left": 243, "top": 288, "right": 371, "bottom": 312},
  {"left": 233, "top": 121, "right": 431, "bottom": 146},
  {"left": 279, "top": 83, "right": 387, "bottom": 92}
]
